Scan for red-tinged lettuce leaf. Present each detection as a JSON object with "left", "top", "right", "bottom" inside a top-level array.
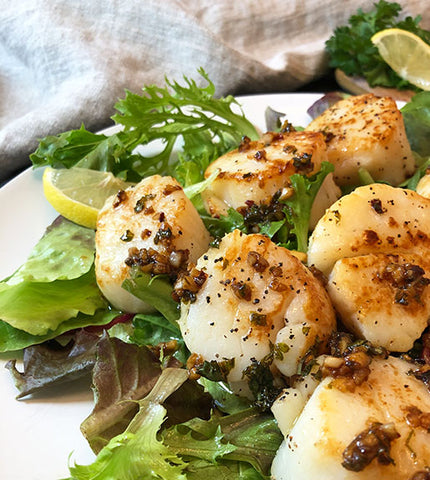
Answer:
[
  {"left": 264, "top": 106, "right": 285, "bottom": 132},
  {"left": 306, "top": 92, "right": 350, "bottom": 119},
  {"left": 81, "top": 334, "right": 212, "bottom": 453},
  {"left": 69, "top": 369, "right": 191, "bottom": 480},
  {"left": 80, "top": 334, "right": 163, "bottom": 453},
  {"left": 5, "top": 329, "right": 100, "bottom": 399},
  {"left": 69, "top": 368, "right": 277, "bottom": 480}
]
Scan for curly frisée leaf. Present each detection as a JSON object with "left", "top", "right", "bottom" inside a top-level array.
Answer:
[
  {"left": 161, "top": 408, "right": 283, "bottom": 479},
  {"left": 31, "top": 69, "right": 259, "bottom": 184},
  {"left": 70, "top": 404, "right": 187, "bottom": 480},
  {"left": 282, "top": 161, "right": 335, "bottom": 252}
]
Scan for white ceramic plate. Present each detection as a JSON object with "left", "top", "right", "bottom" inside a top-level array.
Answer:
[{"left": 0, "top": 93, "right": 321, "bottom": 480}]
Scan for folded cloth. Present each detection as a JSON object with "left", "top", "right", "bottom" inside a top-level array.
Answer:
[{"left": 0, "top": 0, "right": 427, "bottom": 183}]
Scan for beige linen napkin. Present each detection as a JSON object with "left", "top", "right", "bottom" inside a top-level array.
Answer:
[{"left": 0, "top": 0, "right": 427, "bottom": 182}]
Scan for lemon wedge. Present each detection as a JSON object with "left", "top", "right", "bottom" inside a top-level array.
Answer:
[
  {"left": 371, "top": 28, "right": 430, "bottom": 91},
  {"left": 43, "top": 167, "right": 134, "bottom": 229}
]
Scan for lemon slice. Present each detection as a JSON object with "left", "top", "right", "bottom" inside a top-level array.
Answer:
[
  {"left": 371, "top": 28, "right": 430, "bottom": 91},
  {"left": 43, "top": 167, "right": 134, "bottom": 229}
]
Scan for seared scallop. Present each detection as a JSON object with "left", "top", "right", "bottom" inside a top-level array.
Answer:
[
  {"left": 307, "top": 183, "right": 430, "bottom": 276},
  {"left": 306, "top": 93, "right": 415, "bottom": 186},
  {"left": 327, "top": 253, "right": 430, "bottom": 351},
  {"left": 177, "top": 229, "right": 336, "bottom": 393},
  {"left": 201, "top": 130, "right": 340, "bottom": 227},
  {"left": 271, "top": 356, "right": 430, "bottom": 479},
  {"left": 95, "top": 175, "right": 211, "bottom": 312}
]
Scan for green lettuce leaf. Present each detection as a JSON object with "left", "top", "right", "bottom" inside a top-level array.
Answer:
[
  {"left": 0, "top": 309, "right": 119, "bottom": 353},
  {"left": 7, "top": 217, "right": 95, "bottom": 284},
  {"left": 184, "top": 460, "right": 264, "bottom": 480},
  {"left": 201, "top": 207, "right": 246, "bottom": 243},
  {"left": 0, "top": 216, "right": 106, "bottom": 336},
  {"left": 0, "top": 268, "right": 105, "bottom": 335},
  {"left": 30, "top": 126, "right": 142, "bottom": 181},
  {"left": 162, "top": 408, "right": 282, "bottom": 479},
  {"left": 131, "top": 313, "right": 189, "bottom": 363},
  {"left": 198, "top": 378, "right": 253, "bottom": 415}
]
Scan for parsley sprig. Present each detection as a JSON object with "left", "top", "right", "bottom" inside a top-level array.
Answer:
[{"left": 326, "top": 0, "right": 430, "bottom": 90}]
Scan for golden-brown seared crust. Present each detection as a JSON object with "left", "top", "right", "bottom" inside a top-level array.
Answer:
[
  {"left": 271, "top": 356, "right": 430, "bottom": 479},
  {"left": 178, "top": 230, "right": 336, "bottom": 385},
  {"left": 95, "top": 174, "right": 210, "bottom": 312},
  {"left": 306, "top": 94, "right": 415, "bottom": 186},
  {"left": 202, "top": 130, "right": 328, "bottom": 217},
  {"left": 308, "top": 183, "right": 430, "bottom": 276},
  {"left": 328, "top": 253, "right": 430, "bottom": 351}
]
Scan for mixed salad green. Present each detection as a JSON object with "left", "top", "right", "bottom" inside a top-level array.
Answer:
[{"left": 2, "top": 70, "right": 430, "bottom": 479}]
